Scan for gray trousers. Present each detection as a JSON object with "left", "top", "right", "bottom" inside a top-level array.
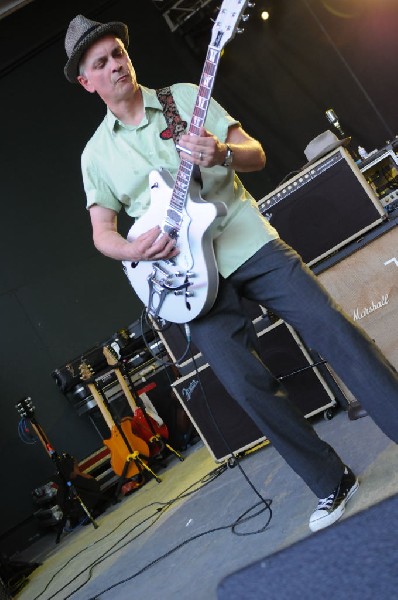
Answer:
[{"left": 189, "top": 239, "right": 398, "bottom": 498}]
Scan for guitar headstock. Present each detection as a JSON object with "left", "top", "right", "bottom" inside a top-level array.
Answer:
[
  {"left": 103, "top": 344, "right": 119, "bottom": 367},
  {"left": 79, "top": 359, "right": 95, "bottom": 382},
  {"left": 16, "top": 396, "right": 35, "bottom": 419},
  {"left": 209, "top": 0, "right": 252, "bottom": 50}
]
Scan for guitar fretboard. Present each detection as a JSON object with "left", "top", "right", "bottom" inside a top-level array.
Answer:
[{"left": 163, "top": 46, "right": 222, "bottom": 236}]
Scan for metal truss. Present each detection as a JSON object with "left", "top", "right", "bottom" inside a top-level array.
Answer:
[{"left": 152, "top": 0, "right": 215, "bottom": 33}]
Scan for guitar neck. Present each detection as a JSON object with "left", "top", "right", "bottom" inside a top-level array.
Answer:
[
  {"left": 103, "top": 346, "right": 138, "bottom": 413},
  {"left": 190, "top": 46, "right": 222, "bottom": 136},
  {"left": 86, "top": 381, "right": 116, "bottom": 433},
  {"left": 164, "top": 0, "right": 251, "bottom": 233},
  {"left": 31, "top": 420, "right": 55, "bottom": 457},
  {"left": 113, "top": 367, "right": 138, "bottom": 413},
  {"left": 167, "top": 47, "right": 222, "bottom": 227}
]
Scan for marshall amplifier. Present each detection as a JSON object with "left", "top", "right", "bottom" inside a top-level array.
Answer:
[
  {"left": 316, "top": 222, "right": 398, "bottom": 371},
  {"left": 258, "top": 147, "right": 385, "bottom": 266}
]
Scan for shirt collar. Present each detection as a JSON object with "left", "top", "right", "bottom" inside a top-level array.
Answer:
[{"left": 106, "top": 86, "right": 163, "bottom": 132}]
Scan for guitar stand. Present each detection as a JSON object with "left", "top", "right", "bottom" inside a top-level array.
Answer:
[
  {"left": 120, "top": 359, "right": 184, "bottom": 463},
  {"left": 149, "top": 434, "right": 184, "bottom": 463},
  {"left": 15, "top": 398, "right": 100, "bottom": 545},
  {"left": 53, "top": 465, "right": 99, "bottom": 544},
  {"left": 113, "top": 449, "right": 162, "bottom": 500}
]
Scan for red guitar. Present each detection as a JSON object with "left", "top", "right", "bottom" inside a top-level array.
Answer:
[{"left": 103, "top": 346, "right": 169, "bottom": 456}]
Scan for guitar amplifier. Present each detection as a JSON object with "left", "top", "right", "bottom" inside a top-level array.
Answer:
[
  {"left": 258, "top": 147, "right": 385, "bottom": 266},
  {"left": 51, "top": 346, "right": 109, "bottom": 393},
  {"left": 316, "top": 222, "right": 398, "bottom": 372},
  {"left": 171, "top": 319, "right": 337, "bottom": 462},
  {"left": 359, "top": 145, "right": 398, "bottom": 211}
]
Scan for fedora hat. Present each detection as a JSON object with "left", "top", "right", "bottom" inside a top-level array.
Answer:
[
  {"left": 64, "top": 14, "right": 129, "bottom": 83},
  {"left": 304, "top": 130, "right": 351, "bottom": 166}
]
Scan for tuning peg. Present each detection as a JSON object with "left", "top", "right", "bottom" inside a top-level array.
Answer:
[
  {"left": 16, "top": 396, "right": 34, "bottom": 417},
  {"left": 16, "top": 403, "right": 25, "bottom": 417},
  {"left": 241, "top": 14, "right": 250, "bottom": 22},
  {"left": 248, "top": 2, "right": 255, "bottom": 7},
  {"left": 237, "top": 28, "right": 245, "bottom": 34}
]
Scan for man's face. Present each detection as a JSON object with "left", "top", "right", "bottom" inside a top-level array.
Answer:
[{"left": 77, "top": 34, "right": 138, "bottom": 102}]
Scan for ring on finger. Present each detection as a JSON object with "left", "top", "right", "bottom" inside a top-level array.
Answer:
[{"left": 199, "top": 151, "right": 204, "bottom": 161}]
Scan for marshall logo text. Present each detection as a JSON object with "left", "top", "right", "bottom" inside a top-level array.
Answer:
[{"left": 353, "top": 293, "right": 389, "bottom": 321}]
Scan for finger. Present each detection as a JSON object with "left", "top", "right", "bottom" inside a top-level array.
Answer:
[{"left": 148, "top": 234, "right": 176, "bottom": 257}]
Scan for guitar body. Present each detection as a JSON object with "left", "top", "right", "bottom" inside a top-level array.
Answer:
[
  {"left": 103, "top": 417, "right": 150, "bottom": 478},
  {"left": 123, "top": 169, "right": 227, "bottom": 324},
  {"left": 130, "top": 407, "right": 169, "bottom": 442}
]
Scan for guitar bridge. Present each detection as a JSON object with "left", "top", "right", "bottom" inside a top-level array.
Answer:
[{"left": 147, "top": 265, "right": 193, "bottom": 318}]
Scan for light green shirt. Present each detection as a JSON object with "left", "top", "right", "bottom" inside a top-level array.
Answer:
[{"left": 81, "top": 83, "right": 278, "bottom": 277}]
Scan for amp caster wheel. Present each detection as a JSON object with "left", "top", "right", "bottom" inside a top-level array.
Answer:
[{"left": 324, "top": 407, "right": 335, "bottom": 420}]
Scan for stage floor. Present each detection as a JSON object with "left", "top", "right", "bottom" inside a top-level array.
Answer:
[{"left": 14, "top": 407, "right": 398, "bottom": 600}]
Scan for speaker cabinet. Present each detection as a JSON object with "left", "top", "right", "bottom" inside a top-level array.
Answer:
[
  {"left": 256, "top": 321, "right": 336, "bottom": 418},
  {"left": 258, "top": 148, "right": 384, "bottom": 265},
  {"left": 171, "top": 320, "right": 337, "bottom": 462},
  {"left": 172, "top": 362, "right": 266, "bottom": 462},
  {"left": 317, "top": 224, "right": 398, "bottom": 370}
]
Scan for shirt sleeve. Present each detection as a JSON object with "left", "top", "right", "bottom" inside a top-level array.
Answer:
[{"left": 81, "top": 145, "right": 123, "bottom": 213}]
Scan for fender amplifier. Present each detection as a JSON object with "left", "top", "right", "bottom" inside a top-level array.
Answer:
[
  {"left": 171, "top": 320, "right": 337, "bottom": 462},
  {"left": 258, "top": 148, "right": 385, "bottom": 265}
]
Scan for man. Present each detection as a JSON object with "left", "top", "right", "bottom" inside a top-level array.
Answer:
[{"left": 64, "top": 14, "right": 398, "bottom": 532}]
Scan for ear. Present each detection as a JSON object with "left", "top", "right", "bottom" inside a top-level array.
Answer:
[{"left": 77, "top": 74, "right": 96, "bottom": 94}]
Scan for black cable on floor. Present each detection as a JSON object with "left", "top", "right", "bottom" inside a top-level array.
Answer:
[
  {"left": 141, "top": 313, "right": 273, "bottom": 527},
  {"left": 30, "top": 464, "right": 226, "bottom": 600},
  {"left": 35, "top": 314, "right": 274, "bottom": 599}
]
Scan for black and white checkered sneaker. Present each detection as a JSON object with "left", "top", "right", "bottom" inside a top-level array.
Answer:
[{"left": 309, "top": 466, "right": 359, "bottom": 532}]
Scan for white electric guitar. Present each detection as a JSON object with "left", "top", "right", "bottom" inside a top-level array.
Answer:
[{"left": 123, "top": 0, "right": 252, "bottom": 324}]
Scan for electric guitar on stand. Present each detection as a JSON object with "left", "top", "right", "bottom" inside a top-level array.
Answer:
[
  {"left": 103, "top": 344, "right": 184, "bottom": 462},
  {"left": 15, "top": 397, "right": 99, "bottom": 542},
  {"left": 123, "top": 0, "right": 252, "bottom": 324},
  {"left": 79, "top": 360, "right": 162, "bottom": 488}
]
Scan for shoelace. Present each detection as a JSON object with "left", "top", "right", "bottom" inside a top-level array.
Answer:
[{"left": 316, "top": 492, "right": 336, "bottom": 510}]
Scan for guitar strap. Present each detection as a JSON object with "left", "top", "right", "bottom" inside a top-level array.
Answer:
[{"left": 156, "top": 86, "right": 203, "bottom": 187}]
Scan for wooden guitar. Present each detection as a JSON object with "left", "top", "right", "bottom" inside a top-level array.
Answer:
[
  {"left": 79, "top": 360, "right": 151, "bottom": 480},
  {"left": 103, "top": 345, "right": 169, "bottom": 446},
  {"left": 123, "top": 0, "right": 251, "bottom": 324}
]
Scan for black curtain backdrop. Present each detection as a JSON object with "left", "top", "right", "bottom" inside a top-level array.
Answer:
[{"left": 0, "top": 0, "right": 397, "bottom": 545}]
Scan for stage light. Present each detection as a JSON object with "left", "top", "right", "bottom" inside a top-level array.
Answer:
[{"left": 261, "top": 10, "right": 270, "bottom": 21}]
